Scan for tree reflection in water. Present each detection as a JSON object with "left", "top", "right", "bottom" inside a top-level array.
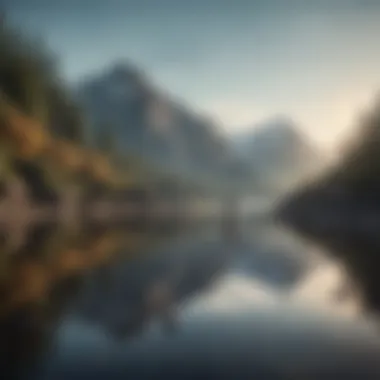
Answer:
[
  {"left": 0, "top": 221, "right": 227, "bottom": 377},
  {"left": 75, "top": 234, "right": 229, "bottom": 342},
  {"left": 0, "top": 222, "right": 168, "bottom": 377}
]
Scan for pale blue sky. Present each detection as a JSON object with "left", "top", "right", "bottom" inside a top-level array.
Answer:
[{"left": 4, "top": 0, "right": 380, "bottom": 149}]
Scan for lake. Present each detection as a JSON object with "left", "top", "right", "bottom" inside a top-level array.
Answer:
[{"left": 1, "top": 217, "right": 380, "bottom": 379}]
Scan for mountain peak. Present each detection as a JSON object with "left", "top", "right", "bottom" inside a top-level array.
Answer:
[
  {"left": 232, "top": 115, "right": 321, "bottom": 191},
  {"left": 76, "top": 61, "right": 240, "bottom": 185},
  {"left": 233, "top": 115, "right": 302, "bottom": 152},
  {"left": 254, "top": 115, "right": 298, "bottom": 138},
  {"left": 100, "top": 62, "right": 150, "bottom": 95},
  {"left": 107, "top": 61, "right": 145, "bottom": 83}
]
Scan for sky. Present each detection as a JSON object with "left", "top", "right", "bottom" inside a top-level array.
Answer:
[{"left": 4, "top": 0, "right": 380, "bottom": 151}]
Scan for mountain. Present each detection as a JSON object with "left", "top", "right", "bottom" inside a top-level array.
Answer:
[
  {"left": 75, "top": 63, "right": 320, "bottom": 194},
  {"left": 233, "top": 117, "right": 322, "bottom": 191},
  {"left": 76, "top": 62, "right": 240, "bottom": 189}
]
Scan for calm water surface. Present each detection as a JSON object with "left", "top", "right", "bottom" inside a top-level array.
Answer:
[{"left": 1, "top": 219, "right": 380, "bottom": 379}]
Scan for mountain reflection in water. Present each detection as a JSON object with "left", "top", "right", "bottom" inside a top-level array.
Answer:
[{"left": 0, "top": 219, "right": 378, "bottom": 379}]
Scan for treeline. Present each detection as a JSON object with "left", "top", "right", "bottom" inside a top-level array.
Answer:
[
  {"left": 280, "top": 94, "right": 380, "bottom": 204},
  {"left": 276, "top": 96, "right": 380, "bottom": 315},
  {"left": 0, "top": 15, "right": 157, "bottom": 206},
  {"left": 327, "top": 95, "right": 380, "bottom": 193}
]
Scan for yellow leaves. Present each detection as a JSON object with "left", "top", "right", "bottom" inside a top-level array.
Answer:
[
  {"left": 44, "top": 140, "right": 86, "bottom": 173},
  {"left": 82, "top": 150, "right": 114, "bottom": 184},
  {"left": 83, "top": 231, "right": 123, "bottom": 265},
  {"left": 53, "top": 248, "right": 87, "bottom": 277},
  {"left": 0, "top": 96, "right": 50, "bottom": 159},
  {"left": 42, "top": 139, "right": 119, "bottom": 187},
  {"left": 42, "top": 142, "right": 119, "bottom": 188},
  {"left": 0, "top": 229, "right": 125, "bottom": 317},
  {"left": 0, "top": 257, "right": 51, "bottom": 315},
  {"left": 0, "top": 95, "right": 123, "bottom": 188}
]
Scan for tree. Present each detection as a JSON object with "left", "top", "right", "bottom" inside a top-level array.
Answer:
[
  {"left": 94, "top": 123, "right": 117, "bottom": 156},
  {"left": 328, "top": 96, "right": 380, "bottom": 192},
  {"left": 0, "top": 14, "right": 86, "bottom": 145},
  {"left": 48, "top": 93, "right": 87, "bottom": 144},
  {"left": 0, "top": 15, "right": 58, "bottom": 125}
]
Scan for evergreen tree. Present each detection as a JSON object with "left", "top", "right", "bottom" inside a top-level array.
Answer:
[{"left": 0, "top": 14, "right": 57, "bottom": 124}]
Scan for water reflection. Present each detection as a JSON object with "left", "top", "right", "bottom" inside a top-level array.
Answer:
[
  {"left": 0, "top": 223, "right": 184, "bottom": 378},
  {"left": 0, "top": 219, "right": 377, "bottom": 379}
]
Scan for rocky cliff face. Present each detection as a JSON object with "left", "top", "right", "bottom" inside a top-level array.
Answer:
[{"left": 76, "top": 63, "right": 240, "bottom": 188}]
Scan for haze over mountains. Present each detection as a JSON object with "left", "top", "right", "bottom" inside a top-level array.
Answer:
[
  {"left": 77, "top": 63, "right": 240, "bottom": 189},
  {"left": 76, "top": 63, "right": 321, "bottom": 193},
  {"left": 233, "top": 117, "right": 323, "bottom": 191}
]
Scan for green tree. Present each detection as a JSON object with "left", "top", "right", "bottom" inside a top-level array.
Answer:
[
  {"left": 0, "top": 13, "right": 87, "bottom": 145},
  {"left": 0, "top": 15, "right": 58, "bottom": 124}
]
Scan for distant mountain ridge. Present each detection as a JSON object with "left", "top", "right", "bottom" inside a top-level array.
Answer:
[
  {"left": 75, "top": 62, "right": 321, "bottom": 194},
  {"left": 233, "top": 116, "right": 322, "bottom": 191},
  {"left": 76, "top": 63, "right": 240, "bottom": 189}
]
